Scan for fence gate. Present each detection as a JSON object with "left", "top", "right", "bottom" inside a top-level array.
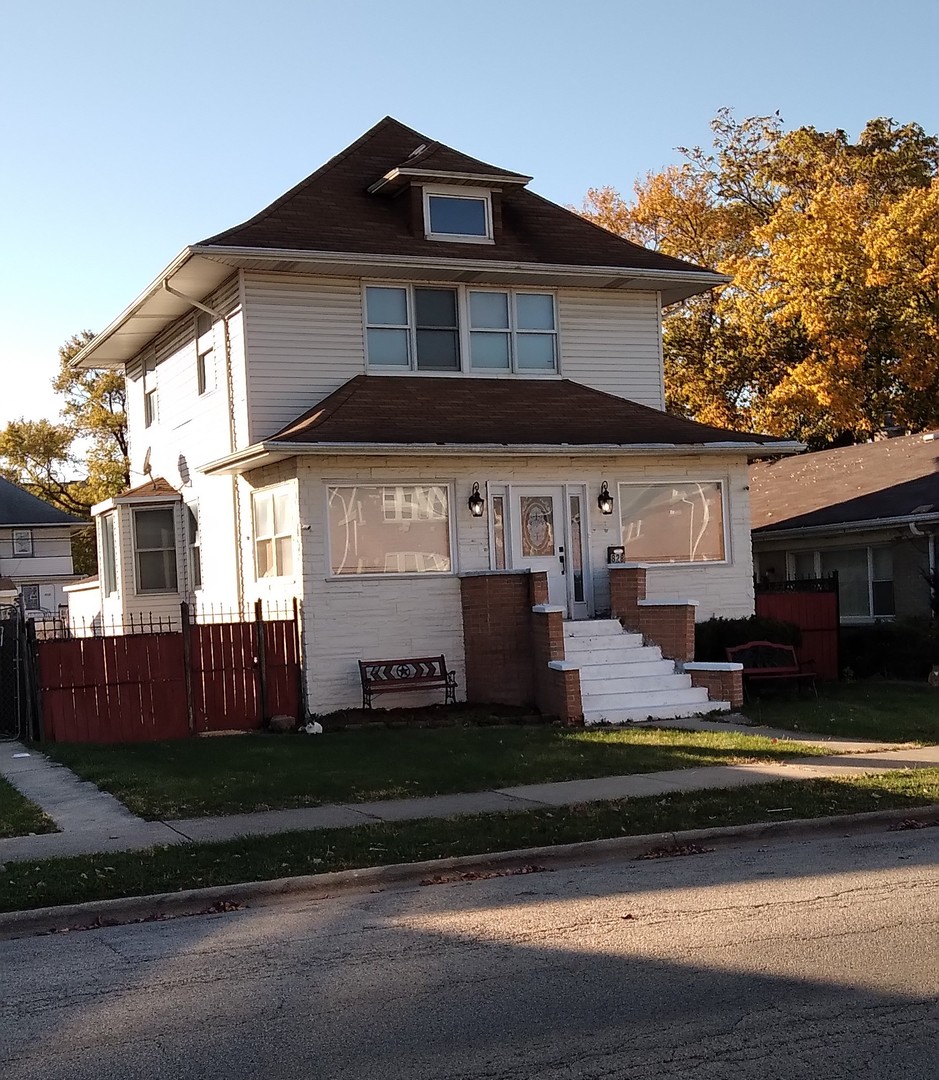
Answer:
[
  {"left": 36, "top": 602, "right": 303, "bottom": 743},
  {"left": 755, "top": 576, "right": 840, "bottom": 680}
]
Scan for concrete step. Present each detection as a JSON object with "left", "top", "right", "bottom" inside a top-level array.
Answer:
[
  {"left": 583, "top": 700, "right": 732, "bottom": 725},
  {"left": 574, "top": 657, "right": 673, "bottom": 679},
  {"left": 564, "top": 619, "right": 623, "bottom": 638},
  {"left": 563, "top": 633, "right": 645, "bottom": 655},
  {"left": 580, "top": 686, "right": 711, "bottom": 712},
  {"left": 579, "top": 672, "right": 692, "bottom": 696}
]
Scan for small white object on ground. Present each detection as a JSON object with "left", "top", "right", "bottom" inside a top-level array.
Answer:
[
  {"left": 12, "top": 753, "right": 30, "bottom": 759},
  {"left": 303, "top": 722, "right": 323, "bottom": 735}
]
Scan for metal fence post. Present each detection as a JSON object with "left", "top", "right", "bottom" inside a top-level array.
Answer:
[
  {"left": 180, "top": 602, "right": 196, "bottom": 734},
  {"left": 254, "top": 599, "right": 268, "bottom": 725}
]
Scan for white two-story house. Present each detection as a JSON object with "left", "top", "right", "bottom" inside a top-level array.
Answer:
[{"left": 71, "top": 118, "right": 799, "bottom": 717}]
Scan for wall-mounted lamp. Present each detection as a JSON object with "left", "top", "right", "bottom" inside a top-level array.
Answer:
[
  {"left": 467, "top": 482, "right": 485, "bottom": 517},
  {"left": 597, "top": 481, "right": 614, "bottom": 515}
]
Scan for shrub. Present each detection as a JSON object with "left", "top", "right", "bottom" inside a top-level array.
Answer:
[
  {"left": 841, "top": 618, "right": 939, "bottom": 681},
  {"left": 695, "top": 615, "right": 802, "bottom": 662}
]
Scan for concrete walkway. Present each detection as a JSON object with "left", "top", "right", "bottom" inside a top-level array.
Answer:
[{"left": 2, "top": 730, "right": 938, "bottom": 866}]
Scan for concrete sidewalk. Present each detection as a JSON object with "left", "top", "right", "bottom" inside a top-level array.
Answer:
[{"left": 2, "top": 733, "right": 938, "bottom": 866}]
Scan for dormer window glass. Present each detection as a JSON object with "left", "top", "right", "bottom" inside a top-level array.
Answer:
[{"left": 423, "top": 187, "right": 493, "bottom": 243}]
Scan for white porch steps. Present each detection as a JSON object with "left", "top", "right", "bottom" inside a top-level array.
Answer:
[{"left": 563, "top": 618, "right": 731, "bottom": 725}]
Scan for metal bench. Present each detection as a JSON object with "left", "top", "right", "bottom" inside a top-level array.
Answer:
[
  {"left": 358, "top": 655, "right": 457, "bottom": 710},
  {"left": 725, "top": 640, "right": 817, "bottom": 699}
]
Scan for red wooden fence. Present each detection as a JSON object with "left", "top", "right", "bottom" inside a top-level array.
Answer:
[
  {"left": 37, "top": 611, "right": 302, "bottom": 743},
  {"left": 755, "top": 581, "right": 840, "bottom": 680}
]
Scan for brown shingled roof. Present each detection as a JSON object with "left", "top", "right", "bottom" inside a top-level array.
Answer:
[
  {"left": 750, "top": 432, "right": 939, "bottom": 531},
  {"left": 201, "top": 117, "right": 710, "bottom": 276},
  {"left": 269, "top": 375, "right": 791, "bottom": 449},
  {"left": 117, "top": 477, "right": 180, "bottom": 498}
]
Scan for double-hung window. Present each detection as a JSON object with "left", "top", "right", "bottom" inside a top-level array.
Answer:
[
  {"left": 134, "top": 507, "right": 178, "bottom": 592},
  {"left": 195, "top": 312, "right": 216, "bottom": 396},
  {"left": 469, "top": 291, "right": 557, "bottom": 371},
  {"left": 365, "top": 285, "right": 557, "bottom": 374},
  {"left": 186, "top": 504, "right": 202, "bottom": 590},
  {"left": 99, "top": 513, "right": 117, "bottom": 595},
  {"left": 253, "top": 486, "right": 295, "bottom": 579},
  {"left": 143, "top": 351, "right": 158, "bottom": 427}
]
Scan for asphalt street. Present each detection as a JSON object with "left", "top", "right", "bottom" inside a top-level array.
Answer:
[{"left": 2, "top": 826, "right": 938, "bottom": 1079}]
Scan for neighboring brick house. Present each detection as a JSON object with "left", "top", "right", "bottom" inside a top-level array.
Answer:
[
  {"left": 751, "top": 431, "right": 939, "bottom": 623},
  {"left": 70, "top": 118, "right": 799, "bottom": 719},
  {"left": 0, "top": 476, "right": 82, "bottom": 614}
]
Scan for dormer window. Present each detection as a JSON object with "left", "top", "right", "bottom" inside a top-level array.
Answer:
[{"left": 423, "top": 186, "right": 493, "bottom": 243}]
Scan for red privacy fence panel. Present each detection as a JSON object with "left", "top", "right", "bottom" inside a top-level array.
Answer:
[
  {"left": 35, "top": 603, "right": 303, "bottom": 743},
  {"left": 755, "top": 578, "right": 840, "bottom": 681}
]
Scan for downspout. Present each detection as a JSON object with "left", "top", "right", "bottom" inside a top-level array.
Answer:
[{"left": 162, "top": 279, "right": 245, "bottom": 610}]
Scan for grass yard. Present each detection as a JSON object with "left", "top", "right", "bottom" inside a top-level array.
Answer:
[
  {"left": 2, "top": 767, "right": 937, "bottom": 914},
  {"left": 0, "top": 777, "right": 56, "bottom": 839},
  {"left": 742, "top": 681, "right": 939, "bottom": 744},
  {"left": 40, "top": 724, "right": 833, "bottom": 820}
]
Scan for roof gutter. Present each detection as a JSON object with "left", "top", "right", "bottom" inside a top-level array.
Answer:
[
  {"left": 202, "top": 438, "right": 804, "bottom": 476},
  {"left": 753, "top": 512, "right": 939, "bottom": 541}
]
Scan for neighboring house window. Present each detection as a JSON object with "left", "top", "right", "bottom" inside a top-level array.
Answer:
[
  {"left": 195, "top": 311, "right": 216, "bottom": 396},
  {"left": 144, "top": 351, "right": 158, "bottom": 427},
  {"left": 364, "top": 285, "right": 558, "bottom": 374},
  {"left": 619, "top": 481, "right": 726, "bottom": 564},
  {"left": 133, "top": 507, "right": 178, "bottom": 592},
  {"left": 252, "top": 486, "right": 295, "bottom": 579},
  {"left": 99, "top": 513, "right": 117, "bottom": 596},
  {"left": 21, "top": 584, "right": 40, "bottom": 610},
  {"left": 787, "top": 547, "right": 895, "bottom": 619},
  {"left": 423, "top": 187, "right": 492, "bottom": 242},
  {"left": 327, "top": 484, "right": 451, "bottom": 576},
  {"left": 12, "top": 529, "right": 33, "bottom": 556},
  {"left": 186, "top": 504, "right": 202, "bottom": 591}
]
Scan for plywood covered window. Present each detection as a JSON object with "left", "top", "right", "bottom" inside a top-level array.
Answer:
[
  {"left": 327, "top": 484, "right": 452, "bottom": 576},
  {"left": 619, "top": 481, "right": 727, "bottom": 564}
]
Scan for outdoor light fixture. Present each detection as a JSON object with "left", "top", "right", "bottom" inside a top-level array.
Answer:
[
  {"left": 467, "top": 482, "right": 485, "bottom": 517},
  {"left": 597, "top": 481, "right": 614, "bottom": 515}
]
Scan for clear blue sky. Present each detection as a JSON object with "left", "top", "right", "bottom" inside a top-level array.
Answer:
[{"left": 2, "top": 0, "right": 937, "bottom": 425}]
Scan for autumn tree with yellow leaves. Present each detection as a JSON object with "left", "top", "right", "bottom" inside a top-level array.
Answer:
[{"left": 581, "top": 111, "right": 939, "bottom": 446}]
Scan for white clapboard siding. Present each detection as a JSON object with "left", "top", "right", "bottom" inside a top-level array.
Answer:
[
  {"left": 558, "top": 290, "right": 665, "bottom": 409},
  {"left": 243, "top": 273, "right": 366, "bottom": 442}
]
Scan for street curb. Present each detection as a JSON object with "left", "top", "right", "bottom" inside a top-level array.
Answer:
[{"left": 2, "top": 803, "right": 937, "bottom": 940}]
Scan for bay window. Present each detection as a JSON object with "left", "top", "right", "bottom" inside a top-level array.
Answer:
[
  {"left": 328, "top": 484, "right": 452, "bottom": 576},
  {"left": 619, "top": 481, "right": 726, "bottom": 564}
]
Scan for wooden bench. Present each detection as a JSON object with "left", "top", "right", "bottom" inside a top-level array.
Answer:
[
  {"left": 358, "top": 655, "right": 457, "bottom": 710},
  {"left": 725, "top": 641, "right": 817, "bottom": 699}
]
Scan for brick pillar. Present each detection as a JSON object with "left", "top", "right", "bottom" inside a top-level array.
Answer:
[
  {"left": 685, "top": 663, "right": 744, "bottom": 708},
  {"left": 636, "top": 602, "right": 697, "bottom": 662},
  {"left": 530, "top": 604, "right": 583, "bottom": 723},
  {"left": 460, "top": 572, "right": 537, "bottom": 706},
  {"left": 608, "top": 565, "right": 647, "bottom": 630}
]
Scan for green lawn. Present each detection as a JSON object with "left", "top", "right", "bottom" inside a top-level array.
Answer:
[
  {"left": 741, "top": 681, "right": 939, "bottom": 743},
  {"left": 0, "top": 777, "right": 56, "bottom": 839},
  {"left": 2, "top": 767, "right": 937, "bottom": 914},
  {"left": 40, "top": 724, "right": 833, "bottom": 820}
]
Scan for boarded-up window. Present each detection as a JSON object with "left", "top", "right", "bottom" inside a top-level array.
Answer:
[{"left": 619, "top": 482, "right": 726, "bottom": 564}]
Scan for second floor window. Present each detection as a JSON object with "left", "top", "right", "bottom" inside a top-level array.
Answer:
[
  {"left": 196, "top": 312, "right": 216, "bottom": 395},
  {"left": 144, "top": 351, "right": 158, "bottom": 427},
  {"left": 365, "top": 285, "right": 557, "bottom": 374}
]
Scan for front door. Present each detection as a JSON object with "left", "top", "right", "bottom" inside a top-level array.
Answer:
[{"left": 510, "top": 486, "right": 569, "bottom": 611}]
